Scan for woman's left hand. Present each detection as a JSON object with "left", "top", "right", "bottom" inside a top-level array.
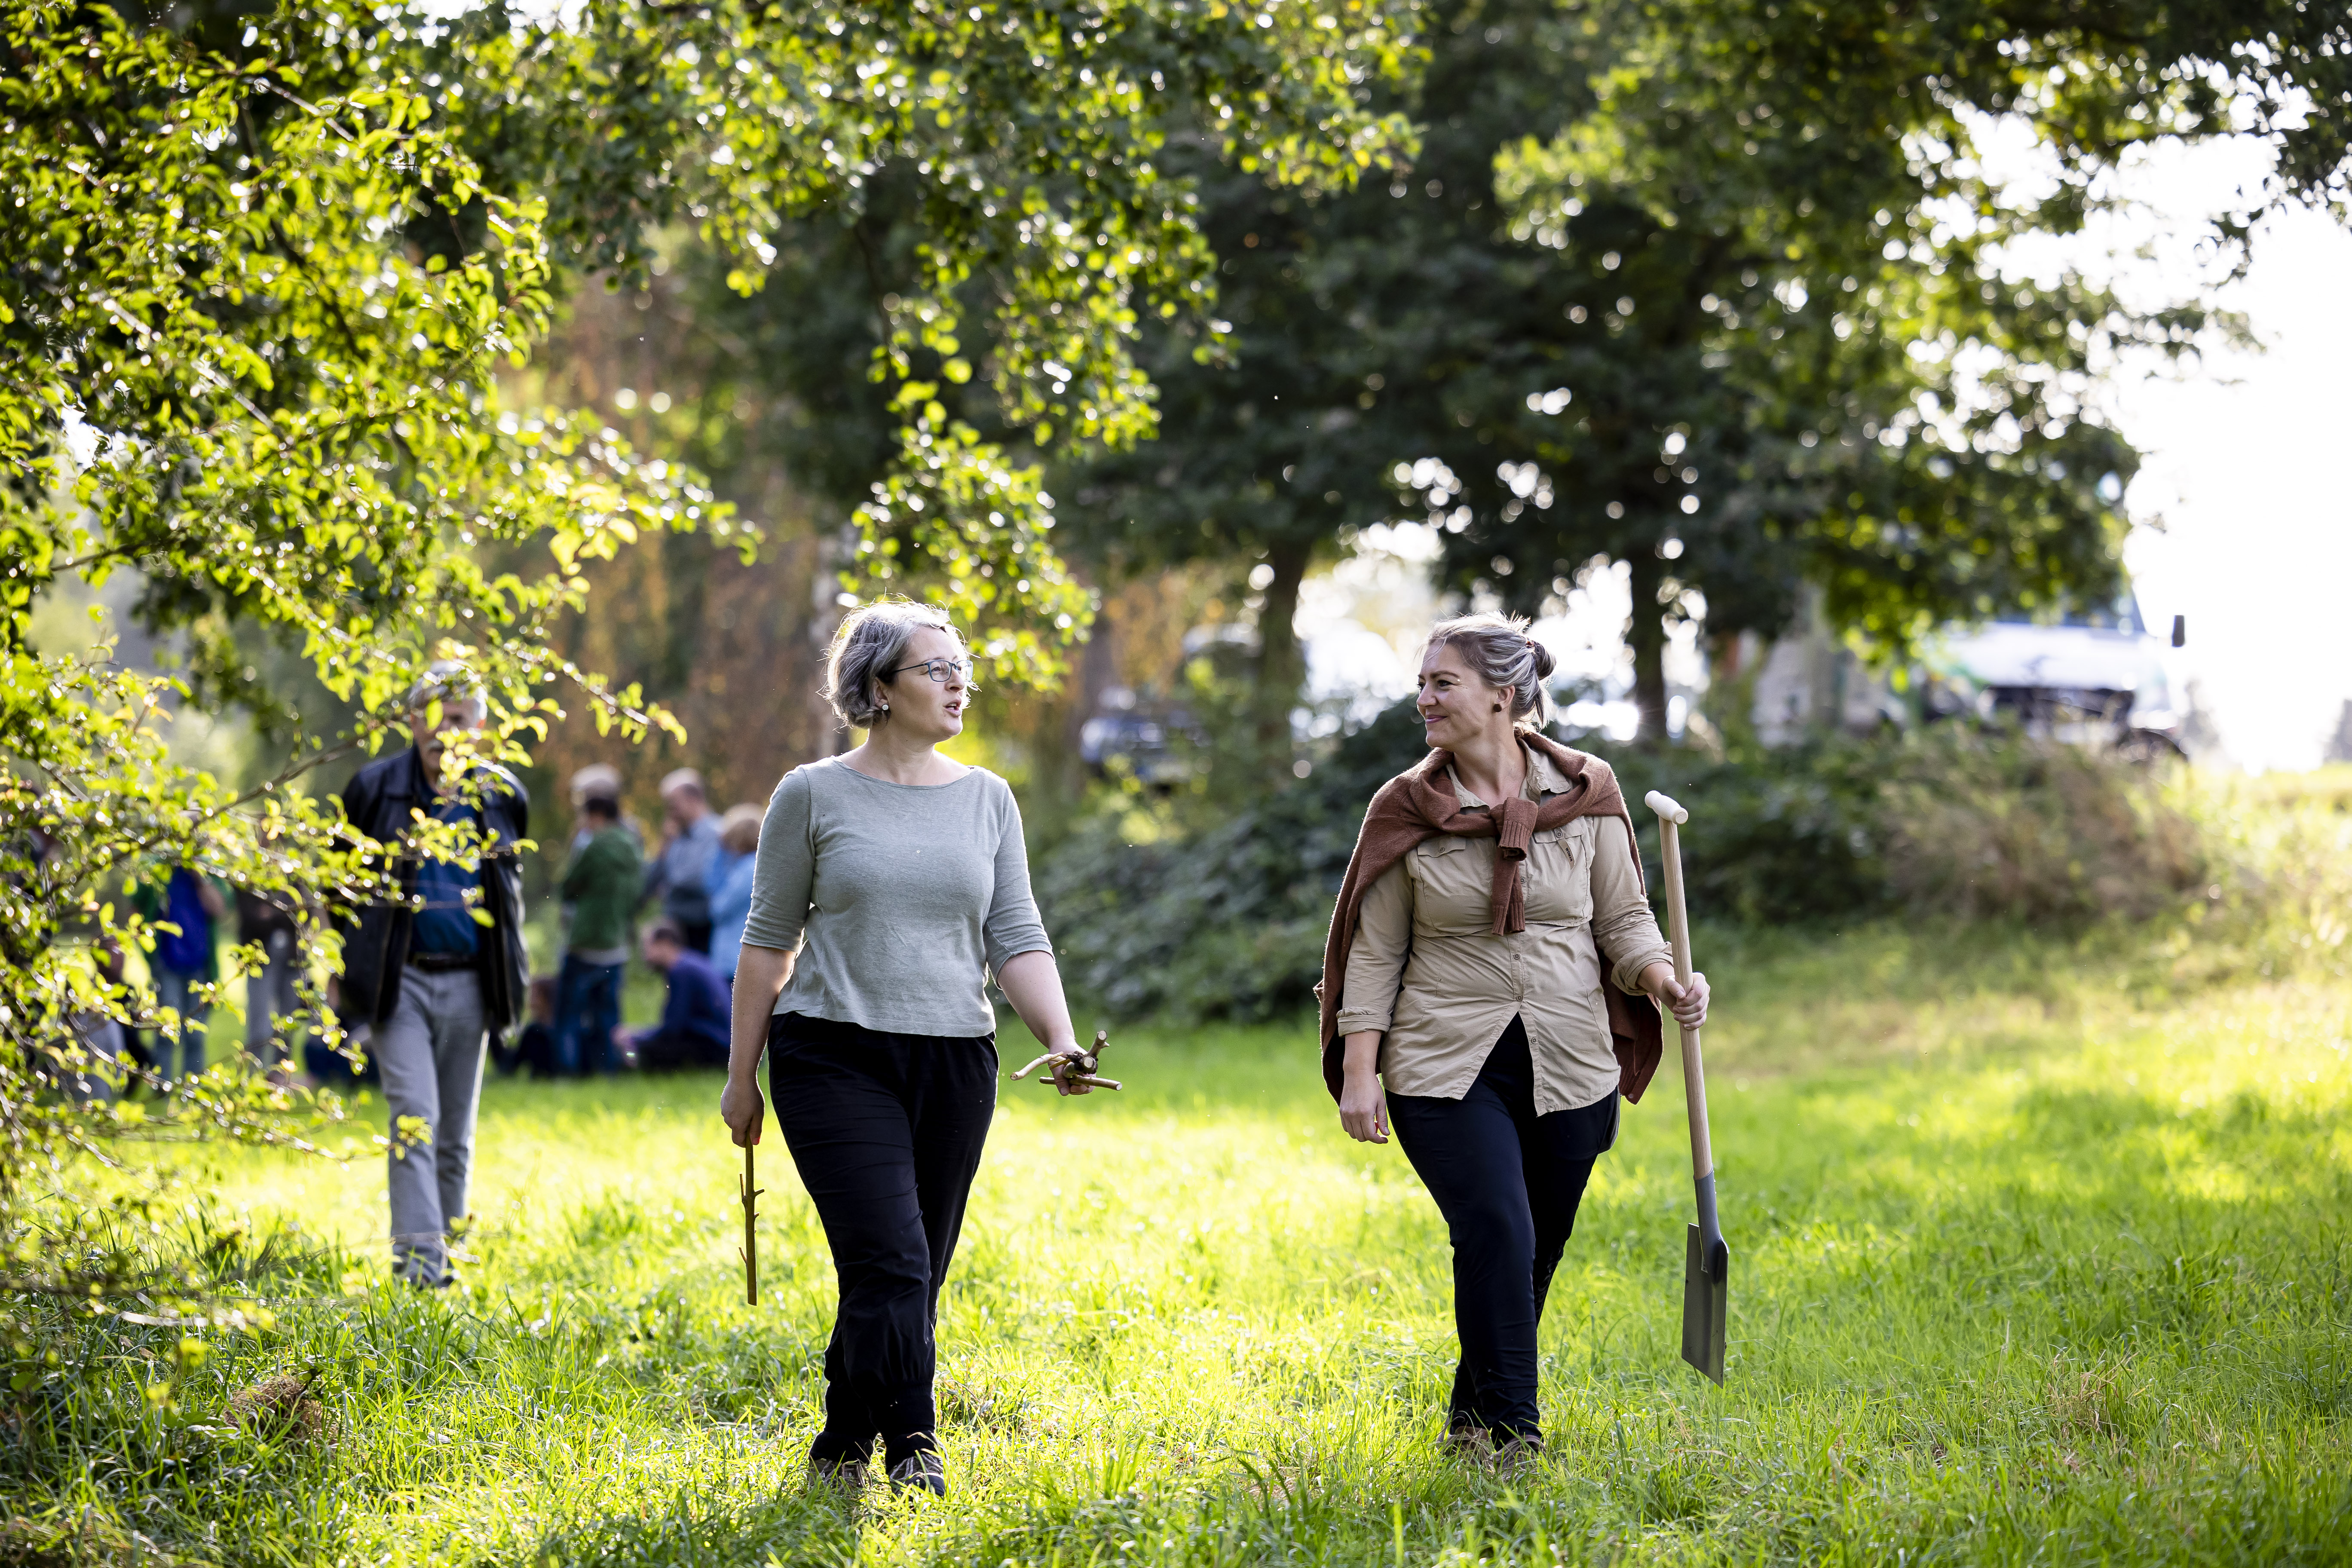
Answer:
[{"left": 1642, "top": 964, "right": 1710, "bottom": 1030}]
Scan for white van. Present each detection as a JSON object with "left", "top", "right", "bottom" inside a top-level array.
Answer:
[{"left": 1927, "top": 592, "right": 2185, "bottom": 753}]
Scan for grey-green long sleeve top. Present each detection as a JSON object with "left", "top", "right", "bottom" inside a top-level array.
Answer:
[{"left": 741, "top": 756, "right": 1052, "bottom": 1037}]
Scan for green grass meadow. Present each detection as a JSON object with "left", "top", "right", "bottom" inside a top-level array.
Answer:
[{"left": 22, "top": 923, "right": 2352, "bottom": 1565}]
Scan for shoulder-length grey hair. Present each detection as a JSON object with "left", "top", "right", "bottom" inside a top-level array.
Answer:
[
  {"left": 1424, "top": 612, "right": 1558, "bottom": 730},
  {"left": 820, "top": 598, "right": 968, "bottom": 729}
]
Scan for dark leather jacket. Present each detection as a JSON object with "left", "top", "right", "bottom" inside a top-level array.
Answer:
[{"left": 336, "top": 746, "right": 531, "bottom": 1035}]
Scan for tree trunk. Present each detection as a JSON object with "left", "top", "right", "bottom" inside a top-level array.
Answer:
[
  {"left": 1047, "top": 601, "right": 1121, "bottom": 810},
  {"left": 1252, "top": 538, "right": 1312, "bottom": 752},
  {"left": 1627, "top": 548, "right": 1668, "bottom": 744}
]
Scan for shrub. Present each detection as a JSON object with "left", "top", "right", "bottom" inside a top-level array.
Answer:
[{"left": 1031, "top": 699, "right": 2320, "bottom": 1024}]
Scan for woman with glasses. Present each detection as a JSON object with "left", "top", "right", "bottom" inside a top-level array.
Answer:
[{"left": 720, "top": 598, "right": 1091, "bottom": 1498}]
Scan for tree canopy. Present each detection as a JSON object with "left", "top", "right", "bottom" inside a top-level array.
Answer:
[
  {"left": 0, "top": 0, "right": 1419, "bottom": 1245},
  {"left": 1058, "top": 0, "right": 2343, "bottom": 735}
]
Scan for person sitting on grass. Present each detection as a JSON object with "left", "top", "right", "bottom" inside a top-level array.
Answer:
[
  {"left": 496, "top": 974, "right": 560, "bottom": 1079},
  {"left": 721, "top": 597, "right": 1093, "bottom": 1500},
  {"left": 1320, "top": 612, "right": 1711, "bottom": 1475},
  {"left": 623, "top": 918, "right": 732, "bottom": 1072}
]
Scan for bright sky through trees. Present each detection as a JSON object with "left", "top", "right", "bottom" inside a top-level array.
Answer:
[
  {"left": 1294, "top": 126, "right": 2351, "bottom": 770},
  {"left": 1969, "top": 125, "right": 2352, "bottom": 772},
  {"left": 2107, "top": 155, "right": 2352, "bottom": 772}
]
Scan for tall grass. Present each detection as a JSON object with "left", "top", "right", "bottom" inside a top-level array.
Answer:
[{"left": 6, "top": 919, "right": 2347, "bottom": 1565}]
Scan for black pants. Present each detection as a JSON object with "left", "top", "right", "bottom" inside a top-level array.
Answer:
[
  {"left": 1387, "top": 1015, "right": 1618, "bottom": 1444},
  {"left": 768, "top": 1012, "right": 996, "bottom": 1460},
  {"left": 637, "top": 1026, "right": 729, "bottom": 1072}
]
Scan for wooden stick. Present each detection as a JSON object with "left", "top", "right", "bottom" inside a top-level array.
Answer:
[
  {"left": 1012, "top": 1029, "right": 1121, "bottom": 1090},
  {"left": 739, "top": 1141, "right": 762, "bottom": 1307}
]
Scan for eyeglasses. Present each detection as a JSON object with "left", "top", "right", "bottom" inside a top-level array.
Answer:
[{"left": 886, "top": 656, "right": 974, "bottom": 684}]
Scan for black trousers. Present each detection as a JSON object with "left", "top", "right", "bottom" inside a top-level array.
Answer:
[
  {"left": 767, "top": 1012, "right": 996, "bottom": 1458},
  {"left": 1387, "top": 1014, "right": 1619, "bottom": 1443},
  {"left": 637, "top": 1025, "right": 729, "bottom": 1073}
]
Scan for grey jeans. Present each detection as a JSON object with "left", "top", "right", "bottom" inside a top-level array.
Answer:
[{"left": 377, "top": 965, "right": 488, "bottom": 1284}]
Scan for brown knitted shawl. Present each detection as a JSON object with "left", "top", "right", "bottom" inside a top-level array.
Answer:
[{"left": 1314, "top": 733, "right": 1663, "bottom": 1105}]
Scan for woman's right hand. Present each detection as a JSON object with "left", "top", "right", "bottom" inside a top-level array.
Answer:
[
  {"left": 720, "top": 1075, "right": 765, "bottom": 1148},
  {"left": 1337, "top": 1029, "right": 1389, "bottom": 1143},
  {"left": 1338, "top": 1071, "right": 1390, "bottom": 1143}
]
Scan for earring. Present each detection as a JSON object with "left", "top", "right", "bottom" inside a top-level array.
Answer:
[
  {"left": 880, "top": 702, "right": 890, "bottom": 712},
  {"left": 1492, "top": 702, "right": 1503, "bottom": 713}
]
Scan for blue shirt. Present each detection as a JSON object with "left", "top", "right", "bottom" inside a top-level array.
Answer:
[
  {"left": 708, "top": 851, "right": 758, "bottom": 980},
  {"left": 645, "top": 813, "right": 723, "bottom": 927},
  {"left": 410, "top": 796, "right": 482, "bottom": 958},
  {"left": 655, "top": 948, "right": 732, "bottom": 1048}
]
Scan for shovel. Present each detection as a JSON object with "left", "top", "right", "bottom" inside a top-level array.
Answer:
[{"left": 1646, "top": 790, "right": 1728, "bottom": 1384}]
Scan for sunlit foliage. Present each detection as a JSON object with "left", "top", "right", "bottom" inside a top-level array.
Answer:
[
  {"left": 0, "top": 0, "right": 1420, "bottom": 1286},
  {"left": 0, "top": 0, "right": 714, "bottom": 1277}
]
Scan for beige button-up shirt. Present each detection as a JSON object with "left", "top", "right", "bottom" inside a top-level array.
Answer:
[{"left": 1337, "top": 743, "right": 1673, "bottom": 1114}]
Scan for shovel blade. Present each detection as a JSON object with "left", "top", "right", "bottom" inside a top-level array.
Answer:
[{"left": 1681, "top": 1224, "right": 1728, "bottom": 1384}]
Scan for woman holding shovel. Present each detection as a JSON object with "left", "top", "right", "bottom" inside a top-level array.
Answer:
[
  {"left": 1319, "top": 613, "right": 1711, "bottom": 1471},
  {"left": 720, "top": 598, "right": 1094, "bottom": 1498}
]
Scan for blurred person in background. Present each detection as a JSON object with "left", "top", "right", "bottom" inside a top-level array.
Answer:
[
  {"left": 61, "top": 935, "right": 129, "bottom": 1104},
  {"left": 496, "top": 974, "right": 561, "bottom": 1078},
  {"left": 235, "top": 881, "right": 304, "bottom": 1078},
  {"left": 335, "top": 662, "right": 530, "bottom": 1288},
  {"left": 641, "top": 767, "right": 720, "bottom": 952},
  {"left": 1322, "top": 612, "right": 1710, "bottom": 1474},
  {"left": 707, "top": 803, "right": 763, "bottom": 983},
  {"left": 556, "top": 791, "right": 641, "bottom": 1076},
  {"left": 567, "top": 763, "right": 640, "bottom": 850},
  {"left": 130, "top": 860, "right": 227, "bottom": 1084},
  {"left": 622, "top": 917, "right": 732, "bottom": 1071},
  {"left": 721, "top": 599, "right": 1090, "bottom": 1498}
]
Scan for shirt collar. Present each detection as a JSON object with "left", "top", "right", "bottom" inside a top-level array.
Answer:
[{"left": 1447, "top": 740, "right": 1562, "bottom": 810}]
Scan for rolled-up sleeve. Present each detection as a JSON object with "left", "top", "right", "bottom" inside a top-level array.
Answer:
[
  {"left": 740, "top": 770, "right": 815, "bottom": 952},
  {"left": 980, "top": 781, "right": 1051, "bottom": 976},
  {"left": 1335, "top": 858, "right": 1413, "bottom": 1035},
  {"left": 1589, "top": 816, "right": 1672, "bottom": 993}
]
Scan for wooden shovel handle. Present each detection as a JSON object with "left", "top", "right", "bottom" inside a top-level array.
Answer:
[{"left": 1646, "top": 792, "right": 1716, "bottom": 1194}]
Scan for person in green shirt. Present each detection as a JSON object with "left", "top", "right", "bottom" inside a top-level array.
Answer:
[{"left": 556, "top": 792, "right": 643, "bottom": 1075}]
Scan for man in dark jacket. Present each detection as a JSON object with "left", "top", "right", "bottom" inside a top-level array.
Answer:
[{"left": 335, "top": 663, "right": 530, "bottom": 1287}]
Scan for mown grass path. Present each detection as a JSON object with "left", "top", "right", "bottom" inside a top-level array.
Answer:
[{"left": 37, "top": 926, "right": 2352, "bottom": 1565}]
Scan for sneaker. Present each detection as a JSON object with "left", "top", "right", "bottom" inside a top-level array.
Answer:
[
  {"left": 1491, "top": 1435, "right": 1545, "bottom": 1479},
  {"left": 886, "top": 1449, "right": 947, "bottom": 1497},
  {"left": 1441, "top": 1421, "right": 1492, "bottom": 1462},
  {"left": 807, "top": 1453, "right": 870, "bottom": 1495}
]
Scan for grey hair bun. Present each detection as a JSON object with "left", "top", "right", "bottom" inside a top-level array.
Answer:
[{"left": 1424, "top": 612, "right": 1557, "bottom": 731}]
